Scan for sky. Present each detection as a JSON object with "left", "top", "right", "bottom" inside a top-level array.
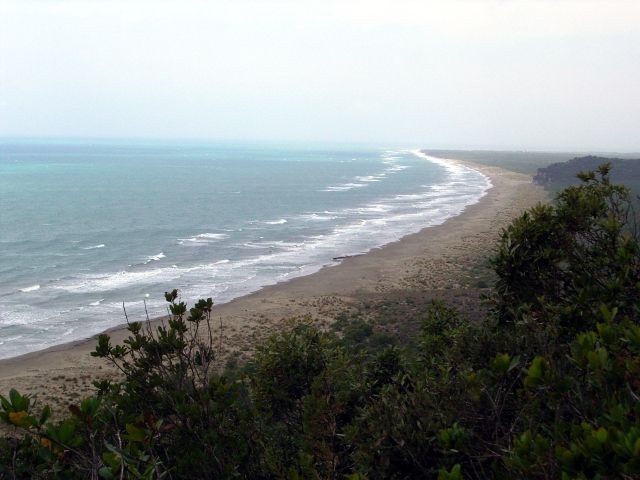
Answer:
[{"left": 1, "top": 0, "right": 639, "bottom": 151}]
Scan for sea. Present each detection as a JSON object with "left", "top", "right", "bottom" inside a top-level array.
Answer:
[{"left": 0, "top": 141, "right": 491, "bottom": 360}]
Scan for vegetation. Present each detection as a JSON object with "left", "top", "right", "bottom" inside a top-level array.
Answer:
[
  {"left": 534, "top": 155, "right": 640, "bottom": 194},
  {"left": 1, "top": 164, "right": 639, "bottom": 479}
]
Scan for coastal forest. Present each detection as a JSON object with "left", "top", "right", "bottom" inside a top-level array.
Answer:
[
  {"left": 534, "top": 155, "right": 640, "bottom": 196},
  {"left": 1, "top": 164, "right": 639, "bottom": 479}
]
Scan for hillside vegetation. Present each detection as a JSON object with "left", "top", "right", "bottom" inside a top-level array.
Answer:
[
  {"left": 1, "top": 164, "right": 639, "bottom": 479},
  {"left": 534, "top": 155, "right": 640, "bottom": 195}
]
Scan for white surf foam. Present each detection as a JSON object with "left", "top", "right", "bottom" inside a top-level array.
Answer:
[
  {"left": 82, "top": 244, "right": 105, "bottom": 250},
  {"left": 178, "top": 233, "right": 229, "bottom": 245},
  {"left": 241, "top": 242, "right": 270, "bottom": 250},
  {"left": 177, "top": 160, "right": 489, "bottom": 303},
  {"left": 355, "top": 174, "right": 385, "bottom": 182},
  {"left": 321, "top": 182, "right": 367, "bottom": 192},
  {"left": 384, "top": 164, "right": 409, "bottom": 172},
  {"left": 55, "top": 267, "right": 184, "bottom": 294},
  {"left": 322, "top": 152, "right": 413, "bottom": 193},
  {"left": 263, "top": 219, "right": 287, "bottom": 225},
  {"left": 19, "top": 284, "right": 40, "bottom": 293},
  {"left": 411, "top": 150, "right": 493, "bottom": 191},
  {"left": 300, "top": 213, "right": 339, "bottom": 221},
  {"left": 144, "top": 252, "right": 166, "bottom": 264}
]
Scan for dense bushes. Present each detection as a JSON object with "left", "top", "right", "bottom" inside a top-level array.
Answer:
[
  {"left": 1, "top": 165, "right": 639, "bottom": 478},
  {"left": 492, "top": 164, "right": 638, "bottom": 336}
]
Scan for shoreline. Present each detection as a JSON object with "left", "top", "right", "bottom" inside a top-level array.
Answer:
[
  {"left": 0, "top": 149, "right": 489, "bottom": 362},
  {"left": 0, "top": 154, "right": 548, "bottom": 407},
  {"left": 0, "top": 151, "right": 490, "bottom": 364}
]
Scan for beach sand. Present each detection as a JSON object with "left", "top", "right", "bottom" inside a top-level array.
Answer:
[{"left": 0, "top": 155, "right": 548, "bottom": 412}]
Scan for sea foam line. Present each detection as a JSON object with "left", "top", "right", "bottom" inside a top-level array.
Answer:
[
  {"left": 262, "top": 219, "right": 287, "bottom": 225},
  {"left": 82, "top": 244, "right": 105, "bottom": 250},
  {"left": 144, "top": 252, "right": 166, "bottom": 264},
  {"left": 178, "top": 233, "right": 229, "bottom": 245},
  {"left": 410, "top": 149, "right": 493, "bottom": 191},
  {"left": 51, "top": 151, "right": 492, "bottom": 297},
  {"left": 19, "top": 284, "right": 40, "bottom": 293},
  {"left": 321, "top": 183, "right": 367, "bottom": 192}
]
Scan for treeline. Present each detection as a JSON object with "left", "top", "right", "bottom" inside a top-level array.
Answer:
[
  {"left": 534, "top": 155, "right": 640, "bottom": 191},
  {"left": 1, "top": 164, "right": 639, "bottom": 479}
]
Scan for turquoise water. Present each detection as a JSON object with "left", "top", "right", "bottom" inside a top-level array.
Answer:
[{"left": 0, "top": 141, "right": 490, "bottom": 359}]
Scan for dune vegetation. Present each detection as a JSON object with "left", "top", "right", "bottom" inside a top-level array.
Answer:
[{"left": 1, "top": 164, "right": 639, "bottom": 479}]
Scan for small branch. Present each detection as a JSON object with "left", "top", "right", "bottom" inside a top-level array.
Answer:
[{"left": 122, "top": 302, "right": 130, "bottom": 326}]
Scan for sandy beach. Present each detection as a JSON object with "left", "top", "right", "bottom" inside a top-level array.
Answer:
[{"left": 0, "top": 155, "right": 547, "bottom": 411}]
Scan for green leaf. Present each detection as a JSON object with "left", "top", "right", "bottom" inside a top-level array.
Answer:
[
  {"left": 508, "top": 355, "right": 521, "bottom": 372},
  {"left": 491, "top": 353, "right": 512, "bottom": 375},
  {"left": 438, "top": 463, "right": 462, "bottom": 480},
  {"left": 599, "top": 304, "right": 618, "bottom": 322},
  {"left": 595, "top": 427, "right": 608, "bottom": 444},
  {"left": 80, "top": 396, "right": 102, "bottom": 417},
  {"left": 0, "top": 394, "right": 11, "bottom": 411},
  {"left": 524, "top": 356, "right": 549, "bottom": 387},
  {"left": 102, "top": 451, "right": 122, "bottom": 470},
  {"left": 39, "top": 405, "right": 51, "bottom": 426},
  {"left": 98, "top": 466, "right": 115, "bottom": 480},
  {"left": 126, "top": 423, "right": 147, "bottom": 443},
  {"left": 9, "top": 389, "right": 29, "bottom": 411}
]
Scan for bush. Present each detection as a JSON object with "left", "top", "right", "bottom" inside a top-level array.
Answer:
[{"left": 492, "top": 164, "right": 639, "bottom": 339}]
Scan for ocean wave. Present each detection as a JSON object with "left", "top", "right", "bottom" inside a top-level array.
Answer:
[
  {"left": 144, "top": 252, "right": 166, "bottom": 264},
  {"left": 54, "top": 267, "right": 184, "bottom": 294},
  {"left": 82, "top": 244, "right": 105, "bottom": 250},
  {"left": 178, "top": 233, "right": 229, "bottom": 245},
  {"left": 411, "top": 150, "right": 493, "bottom": 191},
  {"left": 393, "top": 192, "right": 434, "bottom": 200},
  {"left": 384, "top": 164, "right": 409, "bottom": 172},
  {"left": 0, "top": 335, "right": 24, "bottom": 346},
  {"left": 241, "top": 241, "right": 270, "bottom": 250},
  {"left": 321, "top": 183, "right": 367, "bottom": 192},
  {"left": 208, "top": 185, "right": 489, "bottom": 291},
  {"left": 323, "top": 154, "right": 409, "bottom": 192},
  {"left": 54, "top": 257, "right": 235, "bottom": 294},
  {"left": 19, "top": 284, "right": 40, "bottom": 293},
  {"left": 238, "top": 153, "right": 491, "bottom": 287},
  {"left": 300, "top": 213, "right": 339, "bottom": 221},
  {"left": 262, "top": 219, "right": 287, "bottom": 225},
  {"left": 344, "top": 204, "right": 394, "bottom": 215},
  {"left": 18, "top": 153, "right": 490, "bottom": 303},
  {"left": 197, "top": 233, "right": 229, "bottom": 240},
  {"left": 355, "top": 174, "right": 386, "bottom": 182},
  {"left": 248, "top": 240, "right": 302, "bottom": 250}
]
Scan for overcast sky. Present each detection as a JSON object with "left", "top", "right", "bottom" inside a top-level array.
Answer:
[{"left": 1, "top": 0, "right": 639, "bottom": 150}]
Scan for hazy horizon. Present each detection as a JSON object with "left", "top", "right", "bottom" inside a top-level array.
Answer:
[
  {"left": 1, "top": 0, "right": 639, "bottom": 151},
  {"left": 3, "top": 136, "right": 639, "bottom": 156}
]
